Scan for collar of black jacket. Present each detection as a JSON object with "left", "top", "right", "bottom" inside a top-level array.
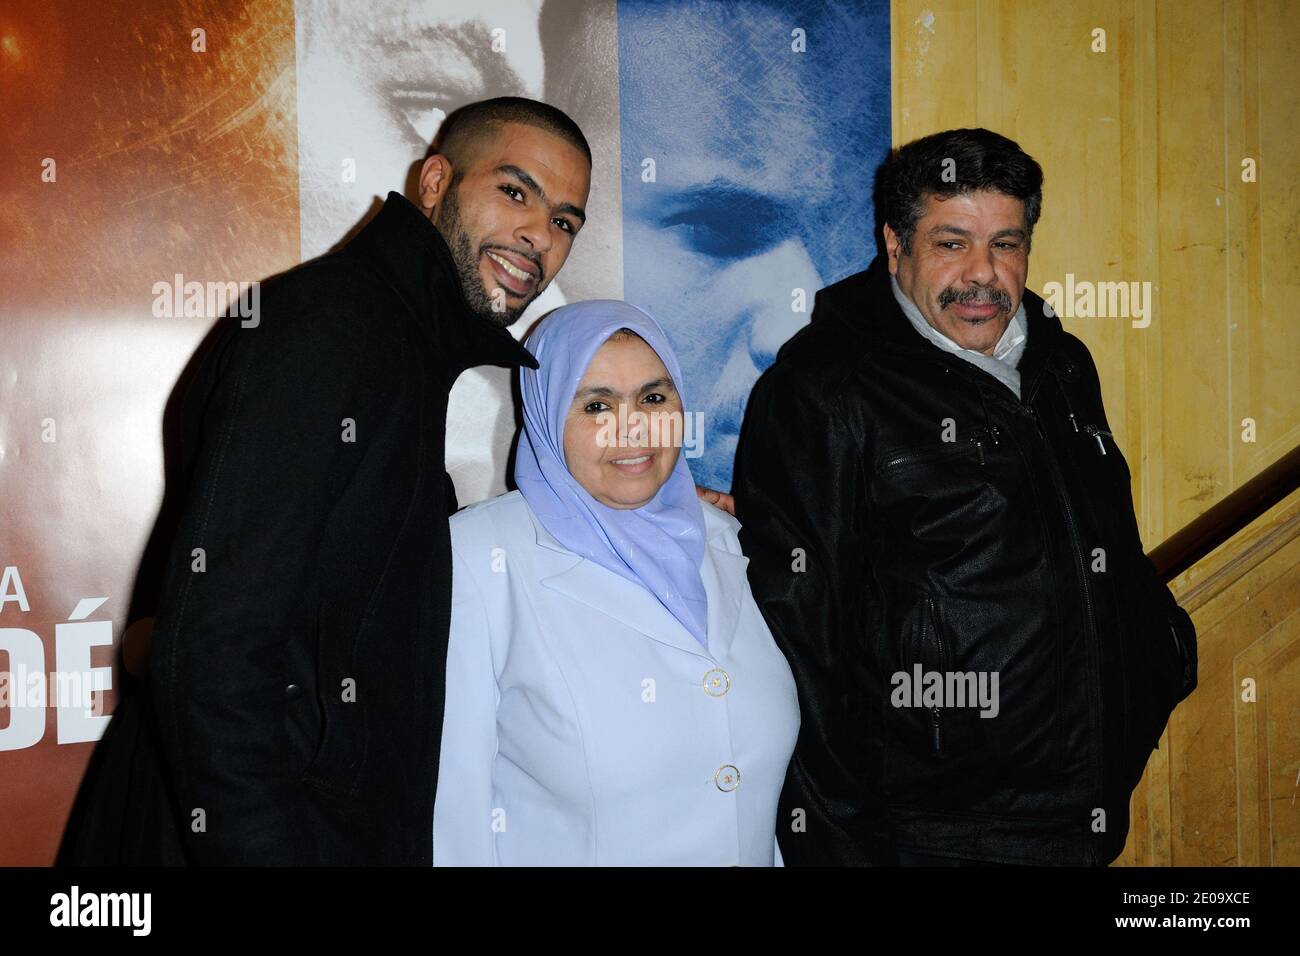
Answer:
[
  {"left": 342, "top": 191, "right": 539, "bottom": 373},
  {"left": 834, "top": 255, "right": 1065, "bottom": 404}
]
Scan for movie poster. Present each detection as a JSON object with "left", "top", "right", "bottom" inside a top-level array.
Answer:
[{"left": 0, "top": 0, "right": 889, "bottom": 864}]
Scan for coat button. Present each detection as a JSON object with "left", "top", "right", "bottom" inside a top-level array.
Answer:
[
  {"left": 714, "top": 764, "right": 741, "bottom": 792},
  {"left": 284, "top": 683, "right": 302, "bottom": 701},
  {"left": 702, "top": 668, "right": 731, "bottom": 697}
]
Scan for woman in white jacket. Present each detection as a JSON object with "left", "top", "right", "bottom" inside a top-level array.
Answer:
[{"left": 432, "top": 300, "right": 799, "bottom": 866}]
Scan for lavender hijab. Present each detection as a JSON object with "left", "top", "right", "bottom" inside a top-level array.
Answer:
[{"left": 515, "top": 300, "right": 709, "bottom": 648}]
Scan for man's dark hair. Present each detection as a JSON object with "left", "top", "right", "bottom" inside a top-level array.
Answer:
[
  {"left": 434, "top": 96, "right": 592, "bottom": 184},
  {"left": 875, "top": 128, "right": 1044, "bottom": 254}
]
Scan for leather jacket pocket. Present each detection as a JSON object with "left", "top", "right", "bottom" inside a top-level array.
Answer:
[
  {"left": 922, "top": 598, "right": 946, "bottom": 755},
  {"left": 879, "top": 426, "right": 1002, "bottom": 474},
  {"left": 898, "top": 595, "right": 947, "bottom": 756}
]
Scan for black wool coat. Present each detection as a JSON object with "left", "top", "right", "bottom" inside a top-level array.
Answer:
[
  {"left": 733, "top": 256, "right": 1197, "bottom": 866},
  {"left": 64, "top": 192, "right": 536, "bottom": 865}
]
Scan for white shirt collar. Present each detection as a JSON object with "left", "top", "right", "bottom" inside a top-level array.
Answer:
[{"left": 889, "top": 275, "right": 1028, "bottom": 398}]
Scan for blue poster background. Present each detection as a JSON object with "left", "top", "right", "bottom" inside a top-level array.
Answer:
[{"left": 618, "top": 0, "right": 892, "bottom": 489}]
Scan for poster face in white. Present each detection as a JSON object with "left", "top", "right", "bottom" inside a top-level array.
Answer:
[
  {"left": 294, "top": 0, "right": 888, "bottom": 499},
  {"left": 294, "top": 0, "right": 589, "bottom": 506}
]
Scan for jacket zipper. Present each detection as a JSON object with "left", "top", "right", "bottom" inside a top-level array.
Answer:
[
  {"left": 883, "top": 442, "right": 974, "bottom": 471},
  {"left": 969, "top": 425, "right": 1002, "bottom": 466},
  {"left": 1028, "top": 404, "right": 1106, "bottom": 865},
  {"left": 884, "top": 426, "right": 1002, "bottom": 470},
  {"left": 923, "top": 597, "right": 944, "bottom": 755},
  {"left": 1080, "top": 424, "right": 1113, "bottom": 456}
]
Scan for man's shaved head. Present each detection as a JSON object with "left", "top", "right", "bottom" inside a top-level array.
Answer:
[
  {"left": 418, "top": 97, "right": 591, "bottom": 328},
  {"left": 434, "top": 96, "right": 591, "bottom": 185}
]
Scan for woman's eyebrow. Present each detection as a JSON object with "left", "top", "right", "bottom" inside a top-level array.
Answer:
[
  {"left": 574, "top": 379, "right": 676, "bottom": 401},
  {"left": 575, "top": 385, "right": 616, "bottom": 399},
  {"left": 638, "top": 378, "right": 675, "bottom": 392}
]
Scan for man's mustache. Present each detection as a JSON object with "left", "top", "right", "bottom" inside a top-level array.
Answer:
[{"left": 938, "top": 285, "right": 1013, "bottom": 311}]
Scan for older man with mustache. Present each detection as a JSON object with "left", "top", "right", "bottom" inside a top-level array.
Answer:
[{"left": 734, "top": 128, "right": 1198, "bottom": 866}]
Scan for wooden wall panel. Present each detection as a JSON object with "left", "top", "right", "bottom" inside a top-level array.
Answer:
[
  {"left": 1166, "top": 495, "right": 1300, "bottom": 865},
  {"left": 1250, "top": 1, "right": 1300, "bottom": 477}
]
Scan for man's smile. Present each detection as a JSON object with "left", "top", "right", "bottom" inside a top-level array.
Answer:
[{"left": 484, "top": 248, "right": 539, "bottom": 296}]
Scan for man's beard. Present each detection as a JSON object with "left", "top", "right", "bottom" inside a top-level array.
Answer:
[{"left": 435, "top": 185, "right": 531, "bottom": 328}]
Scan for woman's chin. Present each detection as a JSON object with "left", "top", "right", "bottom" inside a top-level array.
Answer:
[{"left": 591, "top": 477, "right": 667, "bottom": 510}]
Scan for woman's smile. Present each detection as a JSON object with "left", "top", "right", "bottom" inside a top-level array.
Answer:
[{"left": 608, "top": 452, "right": 655, "bottom": 475}]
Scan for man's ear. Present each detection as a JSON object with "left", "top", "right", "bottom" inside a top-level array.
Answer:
[
  {"left": 883, "top": 223, "right": 902, "bottom": 276},
  {"left": 418, "top": 154, "right": 453, "bottom": 219}
]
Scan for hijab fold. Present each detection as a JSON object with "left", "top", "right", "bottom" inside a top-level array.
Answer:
[{"left": 515, "top": 301, "right": 709, "bottom": 648}]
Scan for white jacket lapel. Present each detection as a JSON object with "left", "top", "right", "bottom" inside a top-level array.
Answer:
[
  {"left": 526, "top": 502, "right": 753, "bottom": 663},
  {"left": 699, "top": 532, "right": 749, "bottom": 662}
]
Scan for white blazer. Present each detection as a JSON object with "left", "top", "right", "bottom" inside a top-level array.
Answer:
[{"left": 433, "top": 490, "right": 800, "bottom": 866}]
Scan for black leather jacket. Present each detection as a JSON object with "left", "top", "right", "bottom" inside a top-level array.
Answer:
[{"left": 734, "top": 256, "right": 1197, "bottom": 866}]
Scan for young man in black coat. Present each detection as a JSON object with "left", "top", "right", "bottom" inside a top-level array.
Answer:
[
  {"left": 733, "top": 128, "right": 1197, "bottom": 866},
  {"left": 62, "top": 98, "right": 592, "bottom": 865}
]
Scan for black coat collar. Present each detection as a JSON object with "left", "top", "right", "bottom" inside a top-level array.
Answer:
[
  {"left": 343, "top": 192, "right": 539, "bottom": 374},
  {"left": 841, "top": 255, "right": 1064, "bottom": 404}
]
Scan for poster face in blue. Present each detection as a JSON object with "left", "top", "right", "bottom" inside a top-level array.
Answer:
[
  {"left": 294, "top": 0, "right": 890, "bottom": 500},
  {"left": 617, "top": 0, "right": 891, "bottom": 489}
]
